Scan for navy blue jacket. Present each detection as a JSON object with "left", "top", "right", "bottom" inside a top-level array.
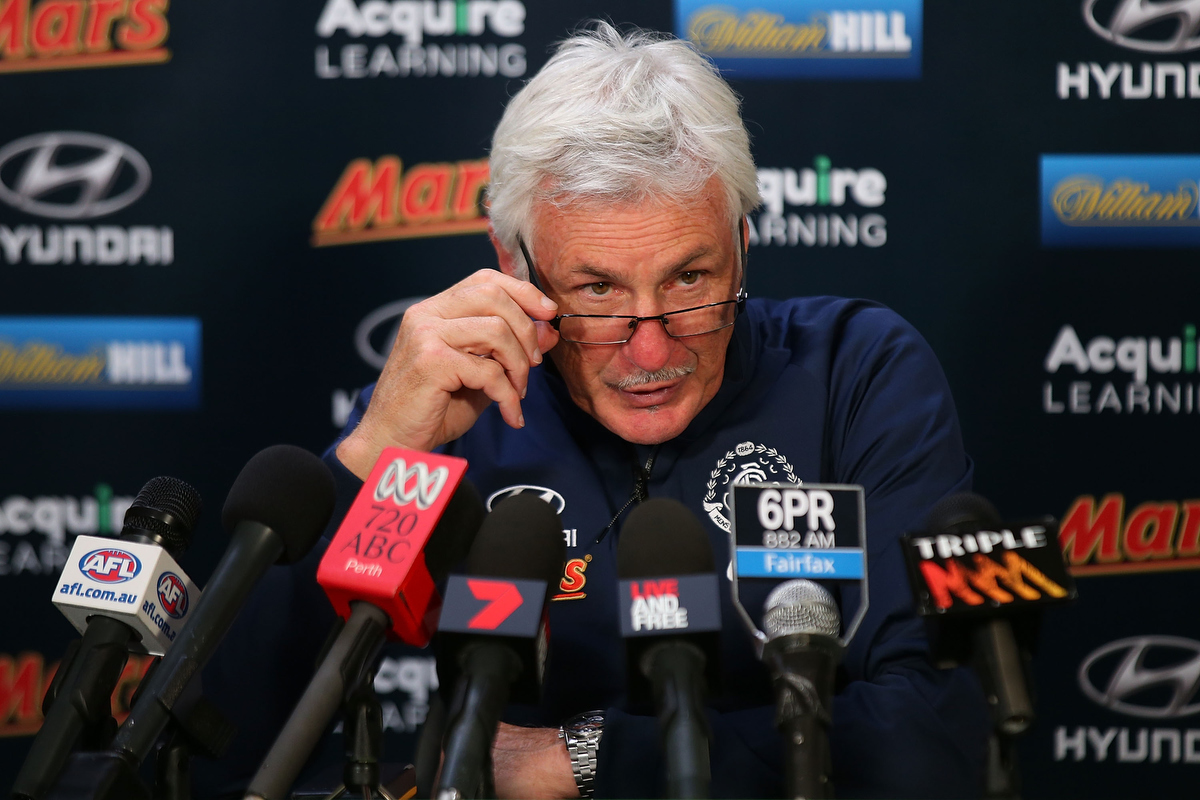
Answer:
[{"left": 203, "top": 297, "right": 989, "bottom": 798}]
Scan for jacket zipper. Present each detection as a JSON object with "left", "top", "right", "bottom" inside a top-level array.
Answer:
[{"left": 596, "top": 447, "right": 658, "bottom": 543}]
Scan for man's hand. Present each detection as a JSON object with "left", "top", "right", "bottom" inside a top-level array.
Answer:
[
  {"left": 337, "top": 269, "right": 560, "bottom": 478},
  {"left": 491, "top": 722, "right": 579, "bottom": 800}
]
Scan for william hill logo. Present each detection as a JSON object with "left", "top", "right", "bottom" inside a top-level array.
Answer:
[
  {"left": 313, "top": 156, "right": 489, "bottom": 247},
  {"left": 675, "top": 0, "right": 922, "bottom": 79},
  {"left": 0, "top": 0, "right": 169, "bottom": 74},
  {"left": 1041, "top": 155, "right": 1200, "bottom": 247},
  {"left": 1061, "top": 494, "right": 1200, "bottom": 576}
]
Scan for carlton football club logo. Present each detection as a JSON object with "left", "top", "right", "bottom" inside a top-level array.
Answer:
[
  {"left": 79, "top": 548, "right": 141, "bottom": 583},
  {"left": 155, "top": 572, "right": 188, "bottom": 618},
  {"left": 373, "top": 456, "right": 449, "bottom": 510},
  {"left": 702, "top": 440, "right": 798, "bottom": 531}
]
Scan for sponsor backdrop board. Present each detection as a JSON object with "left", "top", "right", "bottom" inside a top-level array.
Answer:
[{"left": 1, "top": 0, "right": 1198, "bottom": 797}]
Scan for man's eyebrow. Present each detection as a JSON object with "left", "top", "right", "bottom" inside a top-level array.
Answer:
[{"left": 566, "top": 248, "right": 716, "bottom": 281}]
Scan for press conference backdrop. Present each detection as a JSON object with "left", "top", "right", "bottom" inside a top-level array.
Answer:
[{"left": 1, "top": 0, "right": 1198, "bottom": 795}]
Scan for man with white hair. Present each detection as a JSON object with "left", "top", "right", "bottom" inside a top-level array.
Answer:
[{"left": 208, "top": 21, "right": 988, "bottom": 799}]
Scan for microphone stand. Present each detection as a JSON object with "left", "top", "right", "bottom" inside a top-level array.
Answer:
[
  {"left": 974, "top": 618, "right": 1034, "bottom": 800},
  {"left": 322, "top": 665, "right": 395, "bottom": 800}
]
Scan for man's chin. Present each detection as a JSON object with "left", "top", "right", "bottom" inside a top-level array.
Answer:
[{"left": 596, "top": 403, "right": 692, "bottom": 445}]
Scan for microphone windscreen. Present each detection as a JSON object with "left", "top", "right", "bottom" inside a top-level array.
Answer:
[
  {"left": 763, "top": 579, "right": 841, "bottom": 640},
  {"left": 617, "top": 498, "right": 713, "bottom": 578},
  {"left": 123, "top": 476, "right": 202, "bottom": 558},
  {"left": 423, "top": 478, "right": 485, "bottom": 583},
  {"left": 925, "top": 492, "right": 1002, "bottom": 535},
  {"left": 221, "top": 444, "right": 337, "bottom": 564},
  {"left": 466, "top": 493, "right": 564, "bottom": 585}
]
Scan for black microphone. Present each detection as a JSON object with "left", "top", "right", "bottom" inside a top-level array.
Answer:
[
  {"left": 902, "top": 493, "right": 1076, "bottom": 800},
  {"left": 760, "top": 580, "right": 843, "bottom": 800},
  {"left": 11, "top": 477, "right": 202, "bottom": 800},
  {"left": 616, "top": 498, "right": 722, "bottom": 800},
  {"left": 916, "top": 494, "right": 1035, "bottom": 736},
  {"left": 433, "top": 494, "right": 565, "bottom": 800},
  {"left": 102, "top": 445, "right": 335, "bottom": 774},
  {"left": 245, "top": 476, "right": 484, "bottom": 800}
]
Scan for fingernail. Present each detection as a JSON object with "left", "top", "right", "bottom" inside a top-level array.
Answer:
[
  {"left": 533, "top": 350, "right": 543, "bottom": 364},
  {"left": 521, "top": 386, "right": 527, "bottom": 399},
  {"left": 541, "top": 296, "right": 557, "bottom": 311},
  {"left": 518, "top": 414, "right": 526, "bottom": 428}
]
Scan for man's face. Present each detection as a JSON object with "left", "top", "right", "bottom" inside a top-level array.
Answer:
[{"left": 519, "top": 182, "right": 741, "bottom": 445}]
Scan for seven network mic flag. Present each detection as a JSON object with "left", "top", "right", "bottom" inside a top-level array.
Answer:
[{"left": 0, "top": 1, "right": 1199, "bottom": 798}]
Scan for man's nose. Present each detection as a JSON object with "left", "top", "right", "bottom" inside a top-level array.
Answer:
[{"left": 621, "top": 316, "right": 674, "bottom": 373}]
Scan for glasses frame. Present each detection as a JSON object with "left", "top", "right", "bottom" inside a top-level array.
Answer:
[{"left": 517, "top": 217, "right": 750, "bottom": 346}]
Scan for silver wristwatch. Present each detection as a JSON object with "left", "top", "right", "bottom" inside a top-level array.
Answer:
[{"left": 559, "top": 710, "right": 604, "bottom": 798}]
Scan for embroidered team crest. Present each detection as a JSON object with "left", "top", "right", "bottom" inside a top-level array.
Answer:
[{"left": 702, "top": 441, "right": 798, "bottom": 531}]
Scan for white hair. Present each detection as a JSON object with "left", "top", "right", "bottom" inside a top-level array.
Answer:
[{"left": 488, "top": 21, "right": 759, "bottom": 277}]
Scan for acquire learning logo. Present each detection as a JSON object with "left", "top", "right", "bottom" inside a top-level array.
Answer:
[
  {"left": 1041, "top": 155, "right": 1200, "bottom": 246},
  {"left": 676, "top": 0, "right": 922, "bottom": 79}
]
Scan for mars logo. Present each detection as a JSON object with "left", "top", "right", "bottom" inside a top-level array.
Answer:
[
  {"left": 155, "top": 572, "right": 187, "bottom": 618},
  {"left": 0, "top": 0, "right": 170, "bottom": 74},
  {"left": 1060, "top": 493, "right": 1200, "bottom": 575},
  {"left": 312, "top": 156, "right": 489, "bottom": 247},
  {"left": 702, "top": 440, "right": 798, "bottom": 532},
  {"left": 78, "top": 548, "right": 140, "bottom": 584},
  {"left": 373, "top": 457, "right": 448, "bottom": 510}
]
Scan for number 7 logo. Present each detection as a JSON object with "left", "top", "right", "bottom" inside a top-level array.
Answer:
[{"left": 466, "top": 579, "right": 524, "bottom": 630}]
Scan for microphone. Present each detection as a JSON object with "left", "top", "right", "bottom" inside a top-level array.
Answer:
[
  {"left": 761, "top": 580, "right": 843, "bottom": 800},
  {"left": 106, "top": 445, "right": 336, "bottom": 769},
  {"left": 11, "top": 478, "right": 202, "bottom": 800},
  {"left": 434, "top": 493, "right": 565, "bottom": 800},
  {"left": 902, "top": 493, "right": 1076, "bottom": 799},
  {"left": 616, "top": 499, "right": 722, "bottom": 800},
  {"left": 246, "top": 448, "right": 484, "bottom": 800}
]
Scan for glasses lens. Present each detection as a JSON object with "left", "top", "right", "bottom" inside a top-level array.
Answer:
[
  {"left": 664, "top": 302, "right": 739, "bottom": 337},
  {"left": 557, "top": 316, "right": 636, "bottom": 344}
]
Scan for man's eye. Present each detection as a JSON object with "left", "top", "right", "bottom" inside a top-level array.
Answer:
[
  {"left": 587, "top": 283, "right": 612, "bottom": 296},
  {"left": 679, "top": 272, "right": 701, "bottom": 285}
]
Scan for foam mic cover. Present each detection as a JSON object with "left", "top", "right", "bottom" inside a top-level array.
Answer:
[
  {"left": 616, "top": 499, "right": 722, "bottom": 708},
  {"left": 425, "top": 478, "right": 485, "bottom": 582},
  {"left": 925, "top": 492, "right": 1002, "bottom": 536},
  {"left": 221, "top": 444, "right": 337, "bottom": 564},
  {"left": 437, "top": 493, "right": 565, "bottom": 705},
  {"left": 110, "top": 445, "right": 335, "bottom": 766}
]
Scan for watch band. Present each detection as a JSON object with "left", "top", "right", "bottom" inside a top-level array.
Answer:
[{"left": 559, "top": 710, "right": 604, "bottom": 798}]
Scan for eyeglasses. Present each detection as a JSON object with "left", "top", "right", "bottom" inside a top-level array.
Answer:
[{"left": 517, "top": 218, "right": 749, "bottom": 346}]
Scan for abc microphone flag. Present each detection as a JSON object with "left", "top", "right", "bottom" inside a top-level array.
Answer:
[
  {"left": 316, "top": 447, "right": 476, "bottom": 643},
  {"left": 247, "top": 448, "right": 484, "bottom": 800}
]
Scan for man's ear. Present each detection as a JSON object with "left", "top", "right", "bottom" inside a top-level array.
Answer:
[{"left": 489, "top": 222, "right": 520, "bottom": 278}]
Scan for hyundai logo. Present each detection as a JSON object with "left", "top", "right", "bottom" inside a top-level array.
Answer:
[
  {"left": 486, "top": 485, "right": 566, "bottom": 515},
  {"left": 0, "top": 132, "right": 152, "bottom": 220},
  {"left": 355, "top": 297, "right": 428, "bottom": 371},
  {"left": 1079, "top": 635, "right": 1200, "bottom": 718},
  {"left": 1084, "top": 0, "right": 1200, "bottom": 53}
]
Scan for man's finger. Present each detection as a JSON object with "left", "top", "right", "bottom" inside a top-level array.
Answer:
[
  {"left": 439, "top": 317, "right": 533, "bottom": 399},
  {"left": 453, "top": 352, "right": 525, "bottom": 429}
]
